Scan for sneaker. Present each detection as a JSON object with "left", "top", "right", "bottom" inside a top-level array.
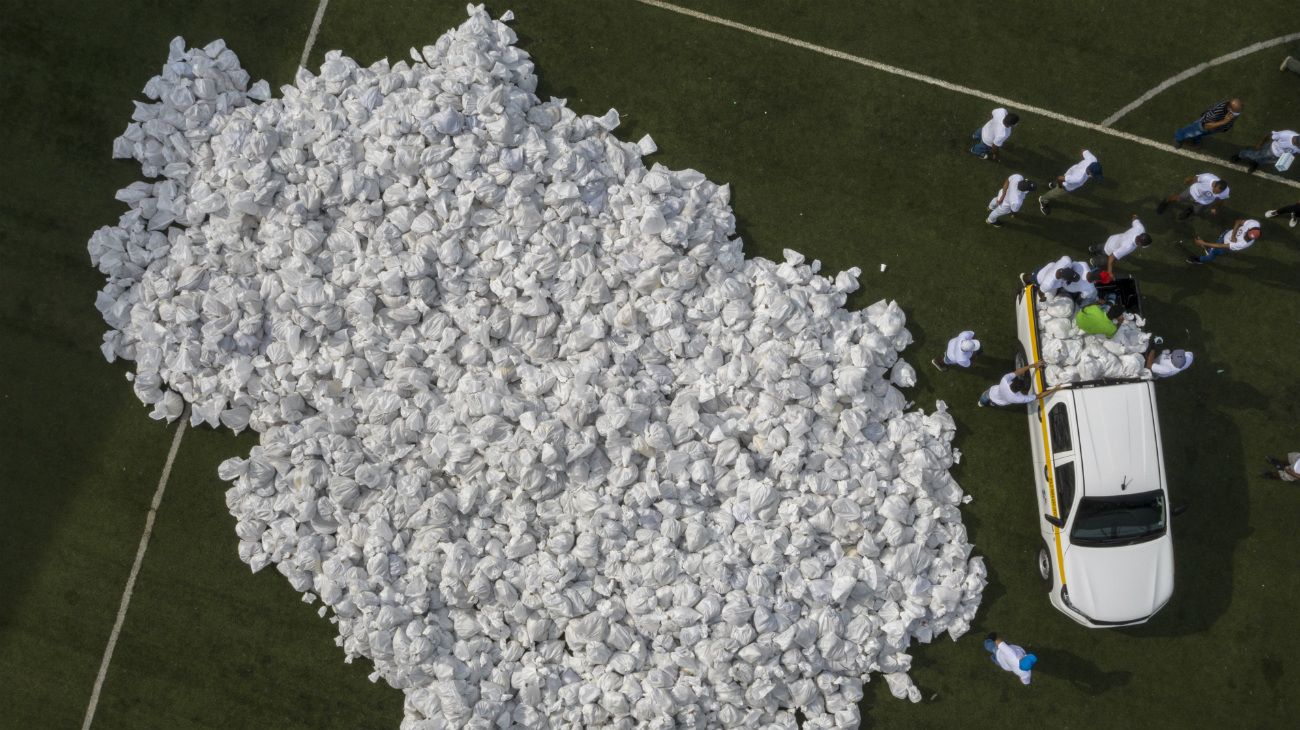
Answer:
[
  {"left": 1265, "top": 209, "right": 1279, "bottom": 218},
  {"left": 1245, "top": 160, "right": 1258, "bottom": 174},
  {"left": 1229, "top": 153, "right": 1241, "bottom": 163},
  {"left": 1156, "top": 200, "right": 1168, "bottom": 214},
  {"left": 977, "top": 399, "right": 987, "bottom": 408},
  {"left": 987, "top": 219, "right": 1003, "bottom": 227},
  {"left": 1185, "top": 255, "right": 1203, "bottom": 264},
  {"left": 1283, "top": 56, "right": 1296, "bottom": 72},
  {"left": 1177, "top": 207, "right": 1193, "bottom": 220},
  {"left": 1267, "top": 456, "right": 1288, "bottom": 469},
  {"left": 1087, "top": 244, "right": 1103, "bottom": 254},
  {"left": 1261, "top": 470, "right": 1281, "bottom": 480},
  {"left": 1153, "top": 336, "right": 1164, "bottom": 346},
  {"left": 1039, "top": 198, "right": 1051, "bottom": 215},
  {"left": 931, "top": 357, "right": 947, "bottom": 372},
  {"left": 1047, "top": 181, "right": 1059, "bottom": 190},
  {"left": 1174, "top": 139, "right": 1184, "bottom": 149},
  {"left": 1290, "top": 214, "right": 1298, "bottom": 228}
]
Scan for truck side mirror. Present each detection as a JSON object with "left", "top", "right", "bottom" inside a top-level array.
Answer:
[
  {"left": 1044, "top": 514, "right": 1065, "bottom": 528},
  {"left": 1172, "top": 504, "right": 1188, "bottom": 517}
]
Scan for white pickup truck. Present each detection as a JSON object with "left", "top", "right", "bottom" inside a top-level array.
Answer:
[{"left": 1014, "top": 281, "right": 1178, "bottom": 628}]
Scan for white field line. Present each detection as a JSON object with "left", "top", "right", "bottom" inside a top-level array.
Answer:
[
  {"left": 300, "top": 0, "right": 332, "bottom": 70},
  {"left": 1103, "top": 33, "right": 1300, "bottom": 126},
  {"left": 81, "top": 418, "right": 188, "bottom": 730},
  {"left": 83, "top": 6, "right": 334, "bottom": 726},
  {"left": 633, "top": 0, "right": 1300, "bottom": 190}
]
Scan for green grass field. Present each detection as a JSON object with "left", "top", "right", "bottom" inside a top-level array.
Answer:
[{"left": 2, "top": 1, "right": 1298, "bottom": 727}]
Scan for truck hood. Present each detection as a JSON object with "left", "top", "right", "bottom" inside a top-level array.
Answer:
[{"left": 1063, "top": 537, "right": 1174, "bottom": 624}]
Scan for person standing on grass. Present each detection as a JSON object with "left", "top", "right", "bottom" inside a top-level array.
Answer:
[
  {"left": 1262, "top": 453, "right": 1300, "bottom": 481},
  {"left": 1231, "top": 130, "right": 1299, "bottom": 174},
  {"left": 932, "top": 331, "right": 981, "bottom": 371},
  {"left": 1089, "top": 214, "right": 1152, "bottom": 277},
  {"left": 1156, "top": 173, "right": 1229, "bottom": 220},
  {"left": 1264, "top": 199, "right": 1300, "bottom": 228},
  {"left": 1146, "top": 347, "right": 1194, "bottom": 378},
  {"left": 1173, "top": 98, "right": 1243, "bottom": 149},
  {"left": 1186, "top": 218, "right": 1261, "bottom": 264},
  {"left": 984, "top": 633, "right": 1037, "bottom": 685},
  {"left": 971, "top": 108, "right": 1019, "bottom": 161},
  {"left": 978, "top": 362, "right": 1061, "bottom": 408},
  {"left": 1038, "top": 149, "right": 1102, "bottom": 215},
  {"left": 987, "top": 174, "right": 1036, "bottom": 227}
]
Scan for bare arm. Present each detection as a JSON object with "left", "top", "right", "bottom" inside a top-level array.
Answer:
[
  {"left": 1036, "top": 385, "right": 1063, "bottom": 400},
  {"left": 1195, "top": 236, "right": 1230, "bottom": 250},
  {"left": 1106, "top": 254, "right": 1116, "bottom": 277},
  {"left": 996, "top": 178, "right": 1010, "bottom": 205},
  {"left": 1013, "top": 361, "right": 1045, "bottom": 377}
]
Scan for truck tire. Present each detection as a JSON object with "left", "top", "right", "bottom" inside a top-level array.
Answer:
[{"left": 1037, "top": 546, "right": 1052, "bottom": 582}]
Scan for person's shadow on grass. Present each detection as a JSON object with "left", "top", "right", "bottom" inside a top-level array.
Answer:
[{"left": 1034, "top": 648, "right": 1132, "bottom": 694}]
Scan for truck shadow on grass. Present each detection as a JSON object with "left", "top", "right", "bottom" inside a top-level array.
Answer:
[{"left": 1033, "top": 647, "right": 1133, "bottom": 694}]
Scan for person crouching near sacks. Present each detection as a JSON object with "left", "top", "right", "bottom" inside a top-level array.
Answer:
[
  {"left": 1145, "top": 346, "right": 1194, "bottom": 378},
  {"left": 978, "top": 361, "right": 1062, "bottom": 408}
]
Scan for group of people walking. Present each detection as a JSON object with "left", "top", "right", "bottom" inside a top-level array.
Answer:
[{"left": 955, "top": 64, "right": 1298, "bottom": 685}]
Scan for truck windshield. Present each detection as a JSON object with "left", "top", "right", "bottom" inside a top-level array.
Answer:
[{"left": 1070, "top": 490, "right": 1166, "bottom": 546}]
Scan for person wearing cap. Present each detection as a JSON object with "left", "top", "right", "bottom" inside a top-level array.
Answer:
[
  {"left": 1173, "top": 98, "right": 1243, "bottom": 149},
  {"left": 1020, "top": 255, "right": 1094, "bottom": 302},
  {"left": 1261, "top": 453, "right": 1300, "bottom": 482},
  {"left": 1076, "top": 303, "right": 1126, "bottom": 337},
  {"left": 1156, "top": 173, "right": 1229, "bottom": 220},
  {"left": 1186, "top": 218, "right": 1262, "bottom": 264},
  {"left": 932, "top": 330, "right": 981, "bottom": 371},
  {"left": 970, "top": 107, "right": 1019, "bottom": 161},
  {"left": 1231, "top": 130, "right": 1300, "bottom": 174},
  {"left": 1037, "top": 149, "right": 1101, "bottom": 215},
  {"left": 986, "top": 174, "right": 1036, "bottom": 227},
  {"left": 983, "top": 633, "right": 1037, "bottom": 685},
  {"left": 1264, "top": 199, "right": 1300, "bottom": 228},
  {"left": 978, "top": 362, "right": 1061, "bottom": 408},
  {"left": 1089, "top": 214, "right": 1152, "bottom": 277},
  {"left": 1146, "top": 348, "right": 1194, "bottom": 378}
]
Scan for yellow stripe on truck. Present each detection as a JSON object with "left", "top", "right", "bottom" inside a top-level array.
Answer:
[{"left": 1024, "top": 284, "right": 1067, "bottom": 584}]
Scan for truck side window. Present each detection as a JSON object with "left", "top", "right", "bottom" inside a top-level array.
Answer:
[
  {"left": 1048, "top": 403, "right": 1072, "bottom": 453},
  {"left": 1054, "top": 462, "right": 1076, "bottom": 520}
]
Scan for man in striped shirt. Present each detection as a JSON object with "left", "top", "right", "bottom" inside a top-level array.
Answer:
[{"left": 1173, "top": 98, "right": 1243, "bottom": 149}]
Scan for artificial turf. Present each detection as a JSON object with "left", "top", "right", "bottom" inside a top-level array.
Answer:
[{"left": 1, "top": 0, "right": 1297, "bottom": 727}]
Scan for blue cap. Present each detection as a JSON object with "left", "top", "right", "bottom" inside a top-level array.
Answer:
[
  {"left": 1087, "top": 162, "right": 1103, "bottom": 178},
  {"left": 1019, "top": 654, "right": 1038, "bottom": 671}
]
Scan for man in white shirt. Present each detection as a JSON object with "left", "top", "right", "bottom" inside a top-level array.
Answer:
[
  {"left": 978, "top": 362, "right": 1061, "bottom": 408},
  {"left": 1157, "top": 173, "right": 1229, "bottom": 220},
  {"left": 1021, "top": 256, "right": 1093, "bottom": 301},
  {"left": 1146, "top": 348, "right": 1193, "bottom": 378},
  {"left": 1037, "top": 149, "right": 1102, "bottom": 215},
  {"left": 1232, "top": 130, "right": 1300, "bottom": 174},
  {"left": 932, "top": 330, "right": 981, "bottom": 371},
  {"left": 970, "top": 108, "right": 1020, "bottom": 161},
  {"left": 1088, "top": 214, "right": 1152, "bottom": 276},
  {"left": 1263, "top": 453, "right": 1300, "bottom": 482},
  {"left": 1187, "top": 218, "right": 1261, "bottom": 264},
  {"left": 983, "top": 633, "right": 1037, "bottom": 685},
  {"left": 987, "top": 174, "right": 1036, "bottom": 226}
]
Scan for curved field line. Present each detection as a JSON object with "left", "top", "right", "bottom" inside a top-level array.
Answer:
[{"left": 1102, "top": 32, "right": 1300, "bottom": 127}]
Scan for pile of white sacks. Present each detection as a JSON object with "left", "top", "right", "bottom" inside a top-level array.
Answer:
[
  {"left": 89, "top": 7, "right": 985, "bottom": 728},
  {"left": 1036, "top": 294, "right": 1150, "bottom": 386}
]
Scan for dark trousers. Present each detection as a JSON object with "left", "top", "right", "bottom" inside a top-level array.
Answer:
[{"left": 1274, "top": 203, "right": 1300, "bottom": 217}]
